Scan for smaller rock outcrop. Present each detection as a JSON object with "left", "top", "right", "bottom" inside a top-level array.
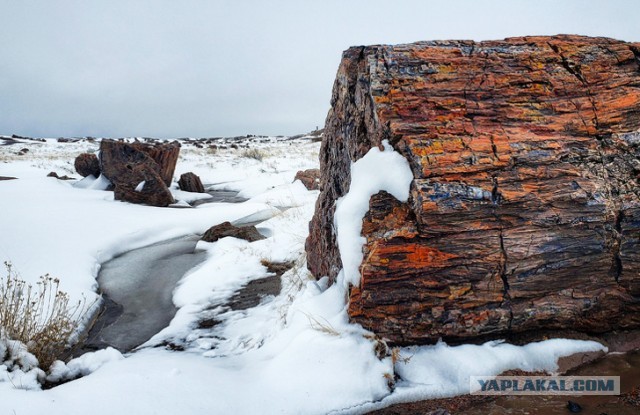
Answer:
[
  {"left": 201, "top": 222, "right": 265, "bottom": 243},
  {"left": 178, "top": 172, "right": 205, "bottom": 193},
  {"left": 99, "top": 140, "right": 179, "bottom": 207},
  {"left": 0, "top": 176, "right": 17, "bottom": 181},
  {"left": 294, "top": 168, "right": 320, "bottom": 190},
  {"left": 74, "top": 153, "right": 101, "bottom": 178}
]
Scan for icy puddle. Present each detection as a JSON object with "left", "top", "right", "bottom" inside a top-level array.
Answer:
[{"left": 88, "top": 234, "right": 207, "bottom": 352}]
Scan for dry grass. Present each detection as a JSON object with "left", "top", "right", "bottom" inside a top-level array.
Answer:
[
  {"left": 302, "top": 311, "right": 340, "bottom": 336},
  {"left": 240, "top": 148, "right": 267, "bottom": 161},
  {"left": 0, "top": 262, "right": 92, "bottom": 370}
]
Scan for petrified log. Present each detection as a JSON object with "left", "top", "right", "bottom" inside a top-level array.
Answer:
[
  {"left": 99, "top": 140, "right": 179, "bottom": 207},
  {"left": 294, "top": 168, "right": 321, "bottom": 190},
  {"left": 201, "top": 221, "right": 265, "bottom": 243},
  {"left": 130, "top": 141, "right": 180, "bottom": 187},
  {"left": 178, "top": 172, "right": 205, "bottom": 193},
  {"left": 74, "top": 153, "right": 101, "bottom": 178},
  {"left": 306, "top": 35, "right": 640, "bottom": 344}
]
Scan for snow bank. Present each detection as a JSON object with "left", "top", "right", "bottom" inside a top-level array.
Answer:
[
  {"left": 0, "top": 333, "right": 45, "bottom": 391},
  {"left": 46, "top": 348, "right": 124, "bottom": 384},
  {"left": 350, "top": 339, "right": 607, "bottom": 413}
]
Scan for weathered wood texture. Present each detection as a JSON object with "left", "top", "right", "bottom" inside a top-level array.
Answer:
[
  {"left": 306, "top": 35, "right": 640, "bottom": 344},
  {"left": 178, "top": 172, "right": 205, "bottom": 193},
  {"left": 99, "top": 140, "right": 180, "bottom": 207}
]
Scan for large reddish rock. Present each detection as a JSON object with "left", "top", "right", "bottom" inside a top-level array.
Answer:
[
  {"left": 306, "top": 35, "right": 640, "bottom": 344},
  {"left": 99, "top": 140, "right": 180, "bottom": 207}
]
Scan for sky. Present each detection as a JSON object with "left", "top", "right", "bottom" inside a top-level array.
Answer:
[{"left": 1, "top": 0, "right": 639, "bottom": 138}]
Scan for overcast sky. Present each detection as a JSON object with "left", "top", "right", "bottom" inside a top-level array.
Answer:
[{"left": 1, "top": 0, "right": 639, "bottom": 138}]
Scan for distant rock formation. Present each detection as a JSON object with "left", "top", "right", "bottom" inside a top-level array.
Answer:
[
  {"left": 74, "top": 153, "right": 101, "bottom": 178},
  {"left": 294, "top": 168, "right": 320, "bottom": 190},
  {"left": 307, "top": 35, "right": 640, "bottom": 344},
  {"left": 178, "top": 172, "right": 205, "bottom": 193},
  {"left": 99, "top": 140, "right": 180, "bottom": 207}
]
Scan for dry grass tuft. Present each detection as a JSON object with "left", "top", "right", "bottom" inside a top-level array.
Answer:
[
  {"left": 240, "top": 148, "right": 267, "bottom": 161},
  {"left": 0, "top": 262, "right": 92, "bottom": 370}
]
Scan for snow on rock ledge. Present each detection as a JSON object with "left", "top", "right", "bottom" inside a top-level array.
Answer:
[{"left": 334, "top": 140, "right": 413, "bottom": 287}]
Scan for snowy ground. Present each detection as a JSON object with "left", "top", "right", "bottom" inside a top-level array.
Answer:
[{"left": 0, "top": 134, "right": 606, "bottom": 414}]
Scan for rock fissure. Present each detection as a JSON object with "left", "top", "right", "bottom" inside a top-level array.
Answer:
[
  {"left": 549, "top": 41, "right": 601, "bottom": 131},
  {"left": 613, "top": 210, "right": 624, "bottom": 283}
]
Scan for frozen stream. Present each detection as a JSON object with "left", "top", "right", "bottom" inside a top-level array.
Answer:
[
  {"left": 80, "top": 205, "right": 278, "bottom": 353},
  {"left": 91, "top": 234, "right": 206, "bottom": 352}
]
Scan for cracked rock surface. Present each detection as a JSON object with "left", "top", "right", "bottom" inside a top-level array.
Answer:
[{"left": 306, "top": 35, "right": 640, "bottom": 344}]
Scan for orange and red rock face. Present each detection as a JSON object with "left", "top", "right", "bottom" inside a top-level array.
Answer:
[{"left": 306, "top": 35, "right": 640, "bottom": 344}]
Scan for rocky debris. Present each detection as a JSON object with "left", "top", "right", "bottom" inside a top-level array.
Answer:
[
  {"left": 622, "top": 385, "right": 640, "bottom": 407},
  {"left": 293, "top": 168, "right": 321, "bottom": 190},
  {"left": 201, "top": 221, "right": 265, "bottom": 243},
  {"left": 99, "top": 140, "right": 179, "bottom": 207},
  {"left": 74, "top": 153, "right": 101, "bottom": 178},
  {"left": 197, "top": 260, "right": 293, "bottom": 329},
  {"left": 306, "top": 35, "right": 640, "bottom": 344},
  {"left": 47, "top": 172, "right": 74, "bottom": 180},
  {"left": 178, "top": 172, "right": 205, "bottom": 193},
  {"left": 223, "top": 274, "right": 281, "bottom": 311},
  {"left": 261, "top": 259, "right": 295, "bottom": 277},
  {"left": 0, "top": 176, "right": 17, "bottom": 181},
  {"left": 370, "top": 394, "right": 489, "bottom": 415}
]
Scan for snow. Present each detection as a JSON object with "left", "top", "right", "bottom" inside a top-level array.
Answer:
[
  {"left": 333, "top": 140, "right": 414, "bottom": 287},
  {"left": 46, "top": 348, "right": 124, "bottom": 384},
  {"left": 353, "top": 339, "right": 607, "bottom": 413},
  {"left": 0, "top": 333, "right": 45, "bottom": 391},
  {"left": 0, "top": 136, "right": 611, "bottom": 414},
  {"left": 134, "top": 180, "right": 145, "bottom": 192},
  {"left": 170, "top": 186, "right": 213, "bottom": 204},
  {"left": 74, "top": 174, "right": 112, "bottom": 190}
]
